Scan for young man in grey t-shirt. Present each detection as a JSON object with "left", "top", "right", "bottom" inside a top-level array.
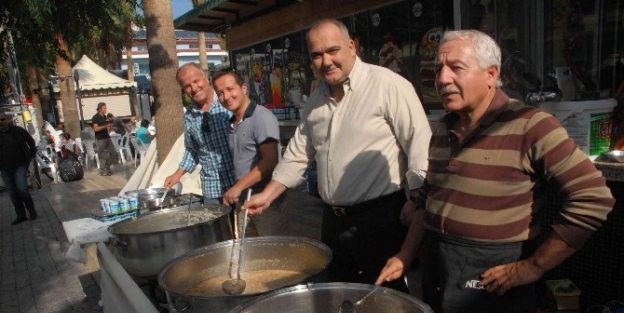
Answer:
[{"left": 214, "top": 69, "right": 290, "bottom": 236}]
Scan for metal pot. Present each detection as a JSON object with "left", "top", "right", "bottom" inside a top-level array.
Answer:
[
  {"left": 138, "top": 196, "right": 178, "bottom": 211},
  {"left": 107, "top": 204, "right": 233, "bottom": 278},
  {"left": 158, "top": 236, "right": 332, "bottom": 313},
  {"left": 125, "top": 188, "right": 176, "bottom": 204},
  {"left": 229, "top": 283, "right": 434, "bottom": 313}
]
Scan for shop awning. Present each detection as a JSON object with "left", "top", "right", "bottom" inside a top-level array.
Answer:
[{"left": 174, "top": 0, "right": 299, "bottom": 33}]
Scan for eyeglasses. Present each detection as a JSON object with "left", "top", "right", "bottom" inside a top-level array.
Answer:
[{"left": 201, "top": 112, "right": 211, "bottom": 133}]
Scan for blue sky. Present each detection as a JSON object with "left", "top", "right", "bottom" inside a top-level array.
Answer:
[{"left": 171, "top": 0, "right": 194, "bottom": 19}]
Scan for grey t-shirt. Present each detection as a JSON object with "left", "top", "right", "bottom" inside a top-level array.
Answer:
[
  {"left": 228, "top": 102, "right": 279, "bottom": 188},
  {"left": 80, "top": 126, "right": 95, "bottom": 141},
  {"left": 112, "top": 116, "right": 126, "bottom": 136}
]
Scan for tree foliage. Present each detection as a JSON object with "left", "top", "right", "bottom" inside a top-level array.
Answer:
[
  {"left": 1, "top": 0, "right": 140, "bottom": 85},
  {"left": 1, "top": 0, "right": 140, "bottom": 136}
]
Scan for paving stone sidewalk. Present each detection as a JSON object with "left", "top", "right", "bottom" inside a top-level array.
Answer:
[{"left": 0, "top": 190, "right": 102, "bottom": 313}]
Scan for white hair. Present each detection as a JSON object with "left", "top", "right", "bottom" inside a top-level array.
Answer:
[{"left": 440, "top": 30, "right": 502, "bottom": 87}]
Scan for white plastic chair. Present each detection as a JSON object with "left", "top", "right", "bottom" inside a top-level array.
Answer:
[
  {"left": 130, "top": 136, "right": 149, "bottom": 168},
  {"left": 110, "top": 133, "right": 126, "bottom": 164},
  {"left": 74, "top": 138, "right": 84, "bottom": 155},
  {"left": 82, "top": 139, "right": 100, "bottom": 170},
  {"left": 119, "top": 133, "right": 133, "bottom": 163}
]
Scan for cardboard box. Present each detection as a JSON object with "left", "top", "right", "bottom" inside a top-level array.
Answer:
[{"left": 546, "top": 279, "right": 582, "bottom": 311}]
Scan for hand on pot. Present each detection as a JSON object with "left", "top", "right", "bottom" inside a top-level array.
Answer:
[
  {"left": 243, "top": 192, "right": 272, "bottom": 216},
  {"left": 222, "top": 186, "right": 242, "bottom": 206},
  {"left": 242, "top": 181, "right": 288, "bottom": 216}
]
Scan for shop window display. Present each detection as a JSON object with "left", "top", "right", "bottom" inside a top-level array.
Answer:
[
  {"left": 464, "top": 0, "right": 624, "bottom": 103},
  {"left": 232, "top": 0, "right": 454, "bottom": 111}
]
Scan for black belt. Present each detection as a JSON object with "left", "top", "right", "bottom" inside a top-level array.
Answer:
[{"left": 327, "top": 190, "right": 406, "bottom": 217}]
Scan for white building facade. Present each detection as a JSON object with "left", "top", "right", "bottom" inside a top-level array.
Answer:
[{"left": 121, "top": 30, "right": 228, "bottom": 78}]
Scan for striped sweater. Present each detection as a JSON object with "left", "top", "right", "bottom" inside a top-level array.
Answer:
[{"left": 414, "top": 90, "right": 614, "bottom": 249}]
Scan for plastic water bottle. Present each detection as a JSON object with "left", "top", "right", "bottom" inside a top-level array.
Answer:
[
  {"left": 118, "top": 197, "right": 129, "bottom": 212},
  {"left": 128, "top": 196, "right": 138, "bottom": 211},
  {"left": 108, "top": 198, "right": 120, "bottom": 214}
]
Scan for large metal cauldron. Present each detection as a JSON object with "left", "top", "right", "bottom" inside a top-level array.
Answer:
[
  {"left": 229, "top": 283, "right": 434, "bottom": 313},
  {"left": 158, "top": 236, "right": 332, "bottom": 313},
  {"left": 107, "top": 204, "right": 232, "bottom": 278}
]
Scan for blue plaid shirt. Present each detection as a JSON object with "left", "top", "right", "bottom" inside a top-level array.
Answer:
[{"left": 180, "top": 94, "right": 236, "bottom": 199}]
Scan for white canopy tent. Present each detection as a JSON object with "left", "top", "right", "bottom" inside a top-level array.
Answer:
[
  {"left": 54, "top": 55, "right": 137, "bottom": 122},
  {"left": 73, "top": 55, "right": 136, "bottom": 91}
]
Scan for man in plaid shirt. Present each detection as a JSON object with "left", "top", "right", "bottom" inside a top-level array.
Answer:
[{"left": 164, "top": 63, "right": 236, "bottom": 203}]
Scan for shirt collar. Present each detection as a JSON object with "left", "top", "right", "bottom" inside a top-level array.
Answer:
[
  {"left": 444, "top": 89, "right": 510, "bottom": 128},
  {"left": 190, "top": 92, "right": 220, "bottom": 114},
  {"left": 228, "top": 100, "right": 257, "bottom": 123},
  {"left": 344, "top": 57, "right": 361, "bottom": 92},
  {"left": 318, "top": 56, "right": 360, "bottom": 96}
]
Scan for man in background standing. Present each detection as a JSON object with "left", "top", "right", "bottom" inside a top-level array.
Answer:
[
  {"left": 215, "top": 69, "right": 290, "bottom": 236},
  {"left": 0, "top": 111, "right": 38, "bottom": 225},
  {"left": 91, "top": 102, "right": 116, "bottom": 176}
]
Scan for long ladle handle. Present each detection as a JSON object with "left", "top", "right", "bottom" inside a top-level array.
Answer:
[
  {"left": 186, "top": 194, "right": 193, "bottom": 226},
  {"left": 235, "top": 189, "right": 252, "bottom": 280},
  {"left": 355, "top": 285, "right": 380, "bottom": 306}
]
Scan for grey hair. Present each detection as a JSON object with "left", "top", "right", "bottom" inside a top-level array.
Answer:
[
  {"left": 440, "top": 30, "right": 502, "bottom": 87},
  {"left": 176, "top": 63, "right": 208, "bottom": 84},
  {"left": 306, "top": 19, "right": 351, "bottom": 46}
]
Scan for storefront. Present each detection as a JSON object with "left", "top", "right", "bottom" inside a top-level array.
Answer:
[
  {"left": 176, "top": 0, "right": 624, "bottom": 308},
  {"left": 176, "top": 0, "right": 624, "bottom": 109}
]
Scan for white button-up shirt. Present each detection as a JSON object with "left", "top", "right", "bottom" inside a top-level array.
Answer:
[{"left": 273, "top": 58, "right": 431, "bottom": 205}]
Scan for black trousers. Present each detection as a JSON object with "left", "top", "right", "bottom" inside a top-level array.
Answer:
[
  {"left": 422, "top": 232, "right": 537, "bottom": 313},
  {"left": 320, "top": 192, "right": 408, "bottom": 293}
]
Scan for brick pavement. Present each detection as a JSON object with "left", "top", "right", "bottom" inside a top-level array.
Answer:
[{"left": 0, "top": 189, "right": 102, "bottom": 313}]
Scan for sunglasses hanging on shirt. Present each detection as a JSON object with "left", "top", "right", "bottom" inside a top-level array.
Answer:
[{"left": 202, "top": 112, "right": 211, "bottom": 133}]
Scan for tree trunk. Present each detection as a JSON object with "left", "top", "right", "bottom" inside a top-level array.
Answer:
[
  {"left": 198, "top": 32, "right": 208, "bottom": 71},
  {"left": 125, "top": 21, "right": 140, "bottom": 118},
  {"left": 55, "top": 32, "right": 81, "bottom": 137},
  {"left": 27, "top": 66, "right": 45, "bottom": 136},
  {"left": 192, "top": 0, "right": 208, "bottom": 71},
  {"left": 143, "top": 0, "right": 183, "bottom": 165}
]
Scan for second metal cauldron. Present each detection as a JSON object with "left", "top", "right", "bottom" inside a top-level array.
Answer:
[
  {"left": 107, "top": 204, "right": 233, "bottom": 278},
  {"left": 158, "top": 236, "right": 332, "bottom": 312},
  {"left": 229, "top": 282, "right": 434, "bottom": 313}
]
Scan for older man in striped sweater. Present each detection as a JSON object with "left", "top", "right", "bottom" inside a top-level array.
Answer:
[{"left": 377, "top": 30, "right": 615, "bottom": 313}]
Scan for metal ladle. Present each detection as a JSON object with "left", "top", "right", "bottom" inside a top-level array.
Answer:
[
  {"left": 222, "top": 189, "right": 252, "bottom": 295},
  {"left": 158, "top": 188, "right": 168, "bottom": 204},
  {"left": 339, "top": 285, "right": 380, "bottom": 313},
  {"left": 185, "top": 194, "right": 193, "bottom": 226}
]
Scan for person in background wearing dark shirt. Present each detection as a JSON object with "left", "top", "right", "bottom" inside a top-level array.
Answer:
[
  {"left": 0, "top": 111, "right": 38, "bottom": 225},
  {"left": 107, "top": 112, "right": 126, "bottom": 137},
  {"left": 92, "top": 102, "right": 116, "bottom": 176}
]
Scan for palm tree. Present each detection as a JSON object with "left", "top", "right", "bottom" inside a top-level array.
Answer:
[
  {"left": 192, "top": 0, "right": 209, "bottom": 71},
  {"left": 142, "top": 0, "right": 184, "bottom": 163}
]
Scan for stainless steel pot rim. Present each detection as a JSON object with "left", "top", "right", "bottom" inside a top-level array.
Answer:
[
  {"left": 126, "top": 188, "right": 171, "bottom": 195},
  {"left": 107, "top": 205, "right": 231, "bottom": 235},
  {"left": 228, "top": 282, "right": 434, "bottom": 312},
  {"left": 157, "top": 236, "right": 333, "bottom": 298},
  {"left": 125, "top": 188, "right": 176, "bottom": 199}
]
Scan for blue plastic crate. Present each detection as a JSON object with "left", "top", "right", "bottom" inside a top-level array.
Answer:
[{"left": 91, "top": 210, "right": 139, "bottom": 223}]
